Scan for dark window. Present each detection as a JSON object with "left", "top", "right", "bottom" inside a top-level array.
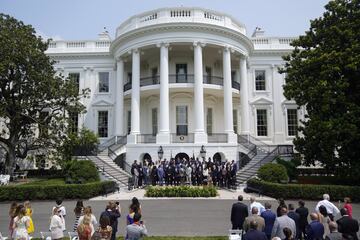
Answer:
[
  {"left": 69, "top": 73, "right": 80, "bottom": 92},
  {"left": 152, "top": 108, "right": 158, "bottom": 136},
  {"left": 233, "top": 109, "right": 238, "bottom": 134},
  {"left": 127, "top": 73, "right": 132, "bottom": 84},
  {"left": 287, "top": 109, "right": 298, "bottom": 136},
  {"left": 205, "top": 67, "right": 212, "bottom": 83},
  {"left": 68, "top": 111, "right": 79, "bottom": 134},
  {"left": 176, "top": 64, "right": 187, "bottom": 83},
  {"left": 127, "top": 111, "right": 131, "bottom": 135},
  {"left": 99, "top": 72, "right": 109, "bottom": 92},
  {"left": 255, "top": 70, "right": 266, "bottom": 91},
  {"left": 207, "top": 108, "right": 213, "bottom": 135},
  {"left": 176, "top": 106, "right": 188, "bottom": 135},
  {"left": 151, "top": 67, "right": 158, "bottom": 84},
  {"left": 257, "top": 109, "right": 267, "bottom": 136},
  {"left": 98, "top": 111, "right": 108, "bottom": 138}
]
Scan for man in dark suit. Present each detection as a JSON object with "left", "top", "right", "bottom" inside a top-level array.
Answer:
[
  {"left": 336, "top": 208, "right": 359, "bottom": 240},
  {"left": 306, "top": 213, "right": 324, "bottom": 240},
  {"left": 288, "top": 203, "right": 300, "bottom": 240},
  {"left": 231, "top": 195, "right": 249, "bottom": 230},
  {"left": 243, "top": 220, "right": 268, "bottom": 240},
  {"left": 296, "top": 200, "right": 309, "bottom": 240},
  {"left": 261, "top": 202, "right": 276, "bottom": 240}
]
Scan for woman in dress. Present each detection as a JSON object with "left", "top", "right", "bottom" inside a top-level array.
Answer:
[
  {"left": 9, "top": 202, "right": 18, "bottom": 239},
  {"left": 50, "top": 207, "right": 64, "bottom": 240},
  {"left": 95, "top": 215, "right": 112, "bottom": 240},
  {"left": 23, "top": 201, "right": 34, "bottom": 236},
  {"left": 73, "top": 200, "right": 84, "bottom": 231},
  {"left": 77, "top": 215, "right": 92, "bottom": 240},
  {"left": 78, "top": 206, "right": 97, "bottom": 236},
  {"left": 13, "top": 205, "right": 30, "bottom": 240}
]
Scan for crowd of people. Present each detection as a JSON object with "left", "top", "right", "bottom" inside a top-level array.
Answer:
[
  {"left": 7, "top": 197, "right": 147, "bottom": 240},
  {"left": 130, "top": 157, "right": 238, "bottom": 189},
  {"left": 231, "top": 194, "right": 359, "bottom": 240}
]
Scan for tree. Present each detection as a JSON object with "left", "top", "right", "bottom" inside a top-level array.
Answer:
[
  {"left": 280, "top": 0, "right": 360, "bottom": 179},
  {"left": 0, "top": 14, "right": 89, "bottom": 175}
]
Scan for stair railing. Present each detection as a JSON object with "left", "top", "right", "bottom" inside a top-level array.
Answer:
[{"left": 108, "top": 146, "right": 132, "bottom": 175}]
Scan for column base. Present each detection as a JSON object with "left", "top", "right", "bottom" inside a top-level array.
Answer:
[
  {"left": 156, "top": 132, "right": 170, "bottom": 144},
  {"left": 227, "top": 132, "right": 237, "bottom": 144},
  {"left": 194, "top": 132, "right": 208, "bottom": 144},
  {"left": 127, "top": 134, "right": 137, "bottom": 144}
]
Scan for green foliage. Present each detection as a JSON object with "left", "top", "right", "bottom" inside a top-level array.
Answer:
[
  {"left": 0, "top": 180, "right": 116, "bottom": 201},
  {"left": 59, "top": 128, "right": 99, "bottom": 161},
  {"left": 276, "top": 157, "right": 301, "bottom": 181},
  {"left": 66, "top": 160, "right": 99, "bottom": 183},
  {"left": 247, "top": 178, "right": 360, "bottom": 202},
  {"left": 0, "top": 14, "right": 89, "bottom": 174},
  {"left": 257, "top": 163, "right": 288, "bottom": 183},
  {"left": 280, "top": 0, "right": 360, "bottom": 179},
  {"left": 145, "top": 185, "right": 217, "bottom": 198}
]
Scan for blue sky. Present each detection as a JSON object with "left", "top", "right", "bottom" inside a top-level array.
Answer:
[{"left": 1, "top": 0, "right": 330, "bottom": 40}]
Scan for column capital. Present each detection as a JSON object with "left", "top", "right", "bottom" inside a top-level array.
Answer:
[
  {"left": 83, "top": 66, "right": 94, "bottom": 71},
  {"left": 115, "top": 56, "right": 124, "bottom": 62},
  {"left": 193, "top": 41, "right": 206, "bottom": 48},
  {"left": 128, "top": 48, "right": 139, "bottom": 55},
  {"left": 156, "top": 42, "right": 170, "bottom": 48},
  {"left": 223, "top": 45, "right": 235, "bottom": 53}
]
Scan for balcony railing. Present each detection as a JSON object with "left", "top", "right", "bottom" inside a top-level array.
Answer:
[
  {"left": 123, "top": 74, "right": 240, "bottom": 91},
  {"left": 170, "top": 133, "right": 194, "bottom": 143},
  {"left": 208, "top": 133, "right": 228, "bottom": 143},
  {"left": 137, "top": 134, "right": 156, "bottom": 143}
]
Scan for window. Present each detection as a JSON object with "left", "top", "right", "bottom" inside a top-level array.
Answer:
[
  {"left": 287, "top": 109, "right": 298, "bottom": 136},
  {"left": 127, "top": 111, "right": 131, "bottom": 135},
  {"left": 176, "top": 106, "right": 188, "bottom": 135},
  {"left": 98, "top": 111, "right": 108, "bottom": 138},
  {"left": 39, "top": 112, "right": 50, "bottom": 138},
  {"left": 68, "top": 111, "right": 79, "bottom": 134},
  {"left": 152, "top": 108, "right": 158, "bottom": 136},
  {"left": 151, "top": 67, "right": 158, "bottom": 84},
  {"left": 233, "top": 109, "right": 238, "bottom": 134},
  {"left": 206, "top": 108, "right": 213, "bottom": 135},
  {"left": 255, "top": 70, "right": 266, "bottom": 91},
  {"left": 205, "top": 67, "right": 212, "bottom": 84},
  {"left": 127, "top": 73, "right": 132, "bottom": 84},
  {"left": 231, "top": 71, "right": 236, "bottom": 82},
  {"left": 99, "top": 72, "right": 109, "bottom": 92},
  {"left": 68, "top": 73, "right": 80, "bottom": 92},
  {"left": 176, "top": 64, "right": 187, "bottom": 83},
  {"left": 256, "top": 109, "right": 267, "bottom": 136}
]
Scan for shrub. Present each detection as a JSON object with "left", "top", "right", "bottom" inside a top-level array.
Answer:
[
  {"left": 145, "top": 185, "right": 217, "bottom": 198},
  {"left": 0, "top": 180, "right": 116, "bottom": 201},
  {"left": 276, "top": 157, "right": 300, "bottom": 181},
  {"left": 67, "top": 160, "right": 99, "bottom": 183},
  {"left": 257, "top": 163, "right": 288, "bottom": 183},
  {"left": 247, "top": 179, "right": 360, "bottom": 202}
]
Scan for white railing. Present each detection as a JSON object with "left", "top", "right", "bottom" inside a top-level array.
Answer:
[
  {"left": 251, "top": 37, "right": 297, "bottom": 49},
  {"left": 252, "top": 38, "right": 269, "bottom": 45},
  {"left": 95, "top": 41, "right": 111, "bottom": 48},
  {"left": 66, "top": 41, "right": 86, "bottom": 48},
  {"left": 48, "top": 42, "right": 57, "bottom": 48},
  {"left": 116, "top": 8, "right": 246, "bottom": 37},
  {"left": 46, "top": 40, "right": 111, "bottom": 52}
]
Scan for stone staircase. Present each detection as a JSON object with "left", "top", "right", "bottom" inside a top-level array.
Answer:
[
  {"left": 236, "top": 149, "right": 270, "bottom": 184},
  {"left": 87, "top": 149, "right": 131, "bottom": 190}
]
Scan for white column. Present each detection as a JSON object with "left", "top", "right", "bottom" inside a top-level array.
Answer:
[
  {"left": 156, "top": 43, "right": 170, "bottom": 144},
  {"left": 223, "top": 47, "right": 237, "bottom": 143},
  {"left": 193, "top": 42, "right": 207, "bottom": 143},
  {"left": 128, "top": 49, "right": 140, "bottom": 143},
  {"left": 115, "top": 58, "right": 124, "bottom": 136},
  {"left": 240, "top": 56, "right": 250, "bottom": 135}
]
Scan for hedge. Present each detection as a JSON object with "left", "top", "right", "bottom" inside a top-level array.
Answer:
[
  {"left": 0, "top": 180, "right": 116, "bottom": 201},
  {"left": 247, "top": 178, "right": 360, "bottom": 202},
  {"left": 257, "top": 163, "right": 288, "bottom": 183},
  {"left": 145, "top": 185, "right": 217, "bottom": 198}
]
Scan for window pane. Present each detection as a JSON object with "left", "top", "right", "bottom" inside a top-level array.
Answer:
[
  {"left": 69, "top": 73, "right": 80, "bottom": 92},
  {"left": 68, "top": 111, "right": 79, "bottom": 134},
  {"left": 99, "top": 72, "right": 109, "bottom": 92},
  {"left": 207, "top": 108, "right": 212, "bottom": 135},
  {"left": 255, "top": 70, "right": 266, "bottom": 91},
  {"left": 98, "top": 111, "right": 108, "bottom": 137},
  {"left": 152, "top": 108, "right": 157, "bottom": 136},
  {"left": 257, "top": 109, "right": 267, "bottom": 136},
  {"left": 176, "top": 106, "right": 188, "bottom": 135},
  {"left": 287, "top": 109, "right": 298, "bottom": 136},
  {"left": 127, "top": 111, "right": 131, "bottom": 135},
  {"left": 233, "top": 109, "right": 238, "bottom": 134}
]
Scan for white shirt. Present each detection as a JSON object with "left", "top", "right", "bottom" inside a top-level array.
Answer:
[
  {"left": 53, "top": 205, "right": 66, "bottom": 230},
  {"left": 315, "top": 199, "right": 340, "bottom": 216},
  {"left": 50, "top": 215, "right": 64, "bottom": 239},
  {"left": 249, "top": 201, "right": 265, "bottom": 215}
]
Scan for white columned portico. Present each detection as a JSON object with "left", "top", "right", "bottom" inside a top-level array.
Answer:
[
  {"left": 240, "top": 56, "right": 250, "bottom": 135},
  {"left": 128, "top": 49, "right": 140, "bottom": 144},
  {"left": 115, "top": 58, "right": 124, "bottom": 137},
  {"left": 193, "top": 42, "right": 207, "bottom": 143},
  {"left": 223, "top": 47, "right": 237, "bottom": 143},
  {"left": 156, "top": 42, "right": 170, "bottom": 144}
]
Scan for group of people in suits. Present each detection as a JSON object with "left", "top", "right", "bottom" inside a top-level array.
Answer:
[
  {"left": 130, "top": 157, "right": 238, "bottom": 188},
  {"left": 230, "top": 194, "right": 359, "bottom": 240}
]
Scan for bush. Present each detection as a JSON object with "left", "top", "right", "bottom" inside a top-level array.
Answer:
[
  {"left": 67, "top": 160, "right": 99, "bottom": 183},
  {"left": 276, "top": 157, "right": 300, "bottom": 181},
  {"left": 257, "top": 163, "right": 288, "bottom": 183},
  {"left": 0, "top": 180, "right": 116, "bottom": 201},
  {"left": 247, "top": 179, "right": 360, "bottom": 202},
  {"left": 145, "top": 186, "right": 217, "bottom": 198}
]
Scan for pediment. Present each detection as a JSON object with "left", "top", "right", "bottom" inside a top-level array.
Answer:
[
  {"left": 249, "top": 97, "right": 273, "bottom": 105},
  {"left": 92, "top": 99, "right": 114, "bottom": 106},
  {"left": 281, "top": 99, "right": 296, "bottom": 105}
]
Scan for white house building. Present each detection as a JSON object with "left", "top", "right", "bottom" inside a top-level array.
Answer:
[{"left": 46, "top": 7, "right": 302, "bottom": 165}]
